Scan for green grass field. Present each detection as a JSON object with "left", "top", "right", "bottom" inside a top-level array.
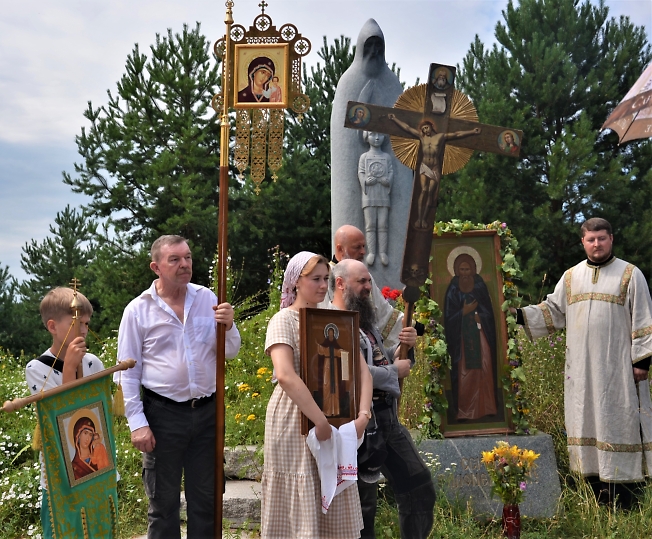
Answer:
[{"left": 2, "top": 315, "right": 651, "bottom": 538}]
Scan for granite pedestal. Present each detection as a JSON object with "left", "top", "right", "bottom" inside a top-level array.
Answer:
[{"left": 417, "top": 432, "right": 561, "bottom": 518}]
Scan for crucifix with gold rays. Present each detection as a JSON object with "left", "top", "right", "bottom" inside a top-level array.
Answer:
[
  {"left": 210, "top": 1, "right": 311, "bottom": 532},
  {"left": 344, "top": 63, "right": 523, "bottom": 299}
]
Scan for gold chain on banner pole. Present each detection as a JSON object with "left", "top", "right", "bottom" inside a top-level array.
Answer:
[
  {"left": 250, "top": 108, "right": 269, "bottom": 192},
  {"left": 267, "top": 109, "right": 284, "bottom": 181},
  {"left": 234, "top": 109, "right": 251, "bottom": 179}
]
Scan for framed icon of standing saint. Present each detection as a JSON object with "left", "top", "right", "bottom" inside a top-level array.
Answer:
[
  {"left": 430, "top": 230, "right": 513, "bottom": 437},
  {"left": 299, "top": 308, "right": 360, "bottom": 435}
]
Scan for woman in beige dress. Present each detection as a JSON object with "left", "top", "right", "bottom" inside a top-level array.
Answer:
[{"left": 262, "top": 251, "right": 372, "bottom": 538}]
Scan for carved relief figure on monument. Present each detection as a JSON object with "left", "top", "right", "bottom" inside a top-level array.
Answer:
[
  {"left": 358, "top": 131, "right": 393, "bottom": 266},
  {"left": 387, "top": 114, "right": 481, "bottom": 229},
  {"left": 444, "top": 251, "right": 498, "bottom": 421}
]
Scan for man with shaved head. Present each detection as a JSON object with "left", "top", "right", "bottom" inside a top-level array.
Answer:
[
  {"left": 320, "top": 225, "right": 405, "bottom": 348},
  {"left": 330, "top": 259, "right": 436, "bottom": 539}
]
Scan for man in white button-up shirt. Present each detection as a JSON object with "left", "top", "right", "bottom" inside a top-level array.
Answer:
[{"left": 117, "top": 235, "right": 241, "bottom": 538}]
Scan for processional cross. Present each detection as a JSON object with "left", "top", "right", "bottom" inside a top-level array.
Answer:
[{"left": 345, "top": 63, "right": 523, "bottom": 300}]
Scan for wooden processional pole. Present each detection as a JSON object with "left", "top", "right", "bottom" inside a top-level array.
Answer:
[
  {"left": 214, "top": 1, "right": 233, "bottom": 534},
  {"left": 212, "top": 3, "right": 310, "bottom": 532}
]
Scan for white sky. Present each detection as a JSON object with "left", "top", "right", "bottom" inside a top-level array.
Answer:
[{"left": 0, "top": 0, "right": 650, "bottom": 282}]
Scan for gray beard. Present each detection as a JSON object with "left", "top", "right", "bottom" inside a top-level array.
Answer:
[{"left": 344, "top": 288, "right": 377, "bottom": 331}]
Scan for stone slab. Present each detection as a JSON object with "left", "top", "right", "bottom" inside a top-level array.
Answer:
[
  {"left": 132, "top": 480, "right": 261, "bottom": 537},
  {"left": 417, "top": 432, "right": 561, "bottom": 518},
  {"left": 223, "top": 480, "right": 262, "bottom": 527},
  {"left": 225, "top": 445, "right": 263, "bottom": 480}
]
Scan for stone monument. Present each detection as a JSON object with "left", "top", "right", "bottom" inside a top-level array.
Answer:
[
  {"left": 331, "top": 19, "right": 412, "bottom": 289},
  {"left": 418, "top": 433, "right": 561, "bottom": 518}
]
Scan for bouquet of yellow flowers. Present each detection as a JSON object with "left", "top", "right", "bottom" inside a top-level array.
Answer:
[{"left": 482, "top": 441, "right": 540, "bottom": 504}]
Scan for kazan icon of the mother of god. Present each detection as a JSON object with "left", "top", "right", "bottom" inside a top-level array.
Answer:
[{"left": 237, "top": 56, "right": 282, "bottom": 104}]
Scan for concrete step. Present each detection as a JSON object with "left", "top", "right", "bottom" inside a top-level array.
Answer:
[
  {"left": 223, "top": 479, "right": 262, "bottom": 527},
  {"left": 132, "top": 479, "right": 261, "bottom": 538}
]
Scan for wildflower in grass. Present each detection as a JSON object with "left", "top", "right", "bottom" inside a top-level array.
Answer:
[
  {"left": 238, "top": 383, "right": 251, "bottom": 392},
  {"left": 257, "top": 367, "right": 269, "bottom": 375},
  {"left": 252, "top": 392, "right": 260, "bottom": 398},
  {"left": 246, "top": 414, "right": 256, "bottom": 421},
  {"left": 235, "top": 413, "right": 242, "bottom": 421}
]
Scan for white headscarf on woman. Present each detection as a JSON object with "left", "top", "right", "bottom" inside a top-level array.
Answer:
[{"left": 280, "top": 251, "right": 318, "bottom": 308}]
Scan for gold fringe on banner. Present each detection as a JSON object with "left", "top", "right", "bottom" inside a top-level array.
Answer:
[
  {"left": 32, "top": 422, "right": 42, "bottom": 451},
  {"left": 81, "top": 507, "right": 89, "bottom": 539},
  {"left": 234, "top": 109, "right": 251, "bottom": 179},
  {"left": 109, "top": 495, "right": 117, "bottom": 537},
  {"left": 250, "top": 109, "right": 269, "bottom": 193},
  {"left": 112, "top": 383, "right": 125, "bottom": 417},
  {"left": 267, "top": 109, "right": 285, "bottom": 182},
  {"left": 390, "top": 85, "right": 478, "bottom": 175}
]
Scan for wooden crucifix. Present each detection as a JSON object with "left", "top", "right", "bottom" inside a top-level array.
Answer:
[{"left": 344, "top": 63, "right": 523, "bottom": 301}]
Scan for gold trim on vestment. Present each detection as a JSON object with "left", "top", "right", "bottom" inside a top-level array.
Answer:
[
  {"left": 566, "top": 263, "right": 634, "bottom": 306},
  {"left": 565, "top": 269, "right": 573, "bottom": 304},
  {"left": 633, "top": 351, "right": 652, "bottom": 364},
  {"left": 632, "top": 325, "right": 652, "bottom": 341},
  {"left": 382, "top": 309, "right": 401, "bottom": 341},
  {"left": 568, "top": 437, "right": 652, "bottom": 453},
  {"left": 521, "top": 308, "right": 533, "bottom": 341},
  {"left": 537, "top": 303, "right": 556, "bottom": 335},
  {"left": 586, "top": 257, "right": 618, "bottom": 270},
  {"left": 586, "top": 256, "right": 617, "bottom": 284}
]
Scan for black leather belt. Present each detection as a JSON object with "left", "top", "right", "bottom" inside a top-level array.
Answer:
[{"left": 143, "top": 387, "right": 215, "bottom": 408}]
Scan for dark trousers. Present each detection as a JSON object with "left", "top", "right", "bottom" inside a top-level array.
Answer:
[
  {"left": 142, "top": 392, "right": 216, "bottom": 539},
  {"left": 586, "top": 476, "right": 645, "bottom": 509},
  {"left": 358, "top": 401, "right": 436, "bottom": 539}
]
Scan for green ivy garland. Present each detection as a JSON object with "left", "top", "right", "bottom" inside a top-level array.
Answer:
[{"left": 416, "top": 220, "right": 534, "bottom": 438}]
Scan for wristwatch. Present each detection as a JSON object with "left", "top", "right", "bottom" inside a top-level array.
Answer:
[{"left": 358, "top": 410, "right": 372, "bottom": 419}]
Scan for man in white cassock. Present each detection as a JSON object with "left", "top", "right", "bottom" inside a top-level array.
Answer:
[{"left": 514, "top": 218, "right": 652, "bottom": 507}]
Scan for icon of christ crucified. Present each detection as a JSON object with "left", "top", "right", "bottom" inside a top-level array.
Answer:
[
  {"left": 344, "top": 62, "right": 523, "bottom": 295},
  {"left": 387, "top": 113, "right": 480, "bottom": 229}
]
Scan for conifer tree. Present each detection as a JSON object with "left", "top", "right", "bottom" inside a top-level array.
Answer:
[
  {"left": 0, "top": 264, "right": 21, "bottom": 354},
  {"left": 63, "top": 23, "right": 221, "bottom": 287},
  {"left": 8, "top": 206, "right": 97, "bottom": 355},
  {"left": 439, "top": 0, "right": 652, "bottom": 298},
  {"left": 19, "top": 206, "right": 97, "bottom": 301}
]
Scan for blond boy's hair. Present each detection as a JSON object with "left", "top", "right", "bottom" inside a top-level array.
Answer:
[{"left": 40, "top": 287, "right": 93, "bottom": 327}]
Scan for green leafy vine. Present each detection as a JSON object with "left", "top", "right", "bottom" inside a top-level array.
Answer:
[{"left": 417, "top": 220, "right": 534, "bottom": 438}]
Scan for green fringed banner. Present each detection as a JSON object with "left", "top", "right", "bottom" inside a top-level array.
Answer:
[{"left": 37, "top": 375, "right": 118, "bottom": 538}]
